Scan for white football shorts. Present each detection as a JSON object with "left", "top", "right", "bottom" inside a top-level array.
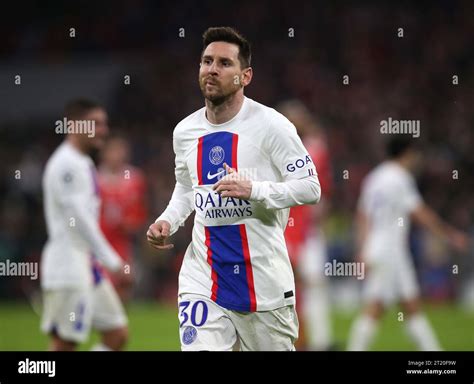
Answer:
[
  {"left": 41, "top": 279, "right": 127, "bottom": 343},
  {"left": 178, "top": 293, "right": 299, "bottom": 351},
  {"left": 362, "top": 251, "right": 420, "bottom": 305}
]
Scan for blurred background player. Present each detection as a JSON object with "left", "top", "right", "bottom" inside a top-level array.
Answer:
[
  {"left": 279, "top": 100, "right": 334, "bottom": 351},
  {"left": 98, "top": 136, "right": 147, "bottom": 302},
  {"left": 347, "top": 135, "right": 469, "bottom": 351},
  {"left": 40, "top": 99, "right": 129, "bottom": 351}
]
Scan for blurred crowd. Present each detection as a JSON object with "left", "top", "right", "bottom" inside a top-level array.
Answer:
[{"left": 0, "top": 1, "right": 472, "bottom": 305}]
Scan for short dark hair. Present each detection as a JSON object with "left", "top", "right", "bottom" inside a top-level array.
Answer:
[
  {"left": 386, "top": 135, "right": 416, "bottom": 158},
  {"left": 202, "top": 27, "right": 251, "bottom": 68},
  {"left": 64, "top": 99, "right": 103, "bottom": 120}
]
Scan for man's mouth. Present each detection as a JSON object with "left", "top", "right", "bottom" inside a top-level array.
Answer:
[{"left": 205, "top": 79, "right": 218, "bottom": 86}]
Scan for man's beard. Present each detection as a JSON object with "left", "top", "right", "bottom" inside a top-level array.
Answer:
[
  {"left": 89, "top": 146, "right": 100, "bottom": 164},
  {"left": 204, "top": 92, "right": 229, "bottom": 106},
  {"left": 200, "top": 81, "right": 237, "bottom": 106},
  {"left": 86, "top": 138, "right": 105, "bottom": 160}
]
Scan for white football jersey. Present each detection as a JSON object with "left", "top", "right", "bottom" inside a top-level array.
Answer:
[
  {"left": 158, "top": 97, "right": 320, "bottom": 311},
  {"left": 41, "top": 141, "right": 122, "bottom": 290},
  {"left": 358, "top": 161, "right": 423, "bottom": 261}
]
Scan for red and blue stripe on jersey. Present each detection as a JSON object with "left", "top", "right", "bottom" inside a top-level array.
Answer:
[
  {"left": 205, "top": 224, "right": 256, "bottom": 312},
  {"left": 197, "top": 131, "right": 256, "bottom": 312},
  {"left": 197, "top": 131, "right": 238, "bottom": 185}
]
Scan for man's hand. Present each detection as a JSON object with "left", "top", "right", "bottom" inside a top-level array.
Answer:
[
  {"left": 110, "top": 262, "right": 131, "bottom": 281},
  {"left": 147, "top": 220, "right": 174, "bottom": 250},
  {"left": 447, "top": 228, "right": 470, "bottom": 252},
  {"left": 412, "top": 205, "right": 470, "bottom": 253},
  {"left": 212, "top": 163, "right": 252, "bottom": 199}
]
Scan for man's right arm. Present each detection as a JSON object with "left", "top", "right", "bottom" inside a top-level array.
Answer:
[
  {"left": 148, "top": 132, "right": 195, "bottom": 250},
  {"left": 155, "top": 181, "right": 194, "bottom": 236}
]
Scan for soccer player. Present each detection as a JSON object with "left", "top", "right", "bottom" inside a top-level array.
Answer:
[
  {"left": 279, "top": 100, "right": 334, "bottom": 351},
  {"left": 147, "top": 27, "right": 321, "bottom": 351},
  {"left": 98, "top": 136, "right": 147, "bottom": 302},
  {"left": 41, "top": 99, "right": 128, "bottom": 351},
  {"left": 347, "top": 135, "right": 469, "bottom": 351}
]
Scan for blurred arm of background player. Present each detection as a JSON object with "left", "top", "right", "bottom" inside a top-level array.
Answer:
[
  {"left": 64, "top": 194, "right": 126, "bottom": 274},
  {"left": 355, "top": 209, "right": 370, "bottom": 264},
  {"left": 411, "top": 204, "right": 469, "bottom": 252},
  {"left": 355, "top": 194, "right": 469, "bottom": 267}
]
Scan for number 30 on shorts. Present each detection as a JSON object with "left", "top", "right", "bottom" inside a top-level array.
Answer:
[{"left": 179, "top": 300, "right": 208, "bottom": 327}]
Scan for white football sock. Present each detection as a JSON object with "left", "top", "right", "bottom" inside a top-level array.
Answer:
[
  {"left": 347, "top": 314, "right": 378, "bottom": 351},
  {"left": 406, "top": 314, "right": 442, "bottom": 351}
]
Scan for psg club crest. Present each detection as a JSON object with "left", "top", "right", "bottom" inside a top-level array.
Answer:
[
  {"left": 182, "top": 326, "right": 198, "bottom": 345},
  {"left": 209, "top": 146, "right": 225, "bottom": 165}
]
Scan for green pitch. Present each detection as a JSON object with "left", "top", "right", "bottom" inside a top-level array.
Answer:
[{"left": 0, "top": 301, "right": 472, "bottom": 351}]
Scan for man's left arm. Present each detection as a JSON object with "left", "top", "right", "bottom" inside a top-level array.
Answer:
[{"left": 213, "top": 118, "right": 321, "bottom": 209}]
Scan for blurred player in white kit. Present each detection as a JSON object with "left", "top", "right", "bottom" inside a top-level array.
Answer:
[
  {"left": 41, "top": 99, "right": 128, "bottom": 351},
  {"left": 347, "top": 135, "right": 469, "bottom": 351}
]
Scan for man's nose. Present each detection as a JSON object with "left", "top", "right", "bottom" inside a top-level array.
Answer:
[{"left": 208, "top": 61, "right": 219, "bottom": 75}]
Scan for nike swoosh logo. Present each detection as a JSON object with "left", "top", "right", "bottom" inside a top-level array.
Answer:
[{"left": 207, "top": 169, "right": 225, "bottom": 180}]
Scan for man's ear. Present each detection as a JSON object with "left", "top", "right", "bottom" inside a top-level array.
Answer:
[{"left": 241, "top": 67, "right": 253, "bottom": 87}]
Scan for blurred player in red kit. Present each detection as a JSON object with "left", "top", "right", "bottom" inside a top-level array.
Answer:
[
  {"left": 98, "top": 136, "right": 148, "bottom": 302},
  {"left": 279, "top": 100, "right": 334, "bottom": 351}
]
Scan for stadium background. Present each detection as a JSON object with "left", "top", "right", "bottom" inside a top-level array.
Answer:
[{"left": 0, "top": 0, "right": 472, "bottom": 350}]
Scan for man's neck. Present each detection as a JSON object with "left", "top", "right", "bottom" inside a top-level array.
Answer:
[
  {"left": 205, "top": 92, "right": 244, "bottom": 125},
  {"left": 102, "top": 164, "right": 124, "bottom": 174},
  {"left": 394, "top": 157, "right": 411, "bottom": 172},
  {"left": 66, "top": 136, "right": 87, "bottom": 155}
]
